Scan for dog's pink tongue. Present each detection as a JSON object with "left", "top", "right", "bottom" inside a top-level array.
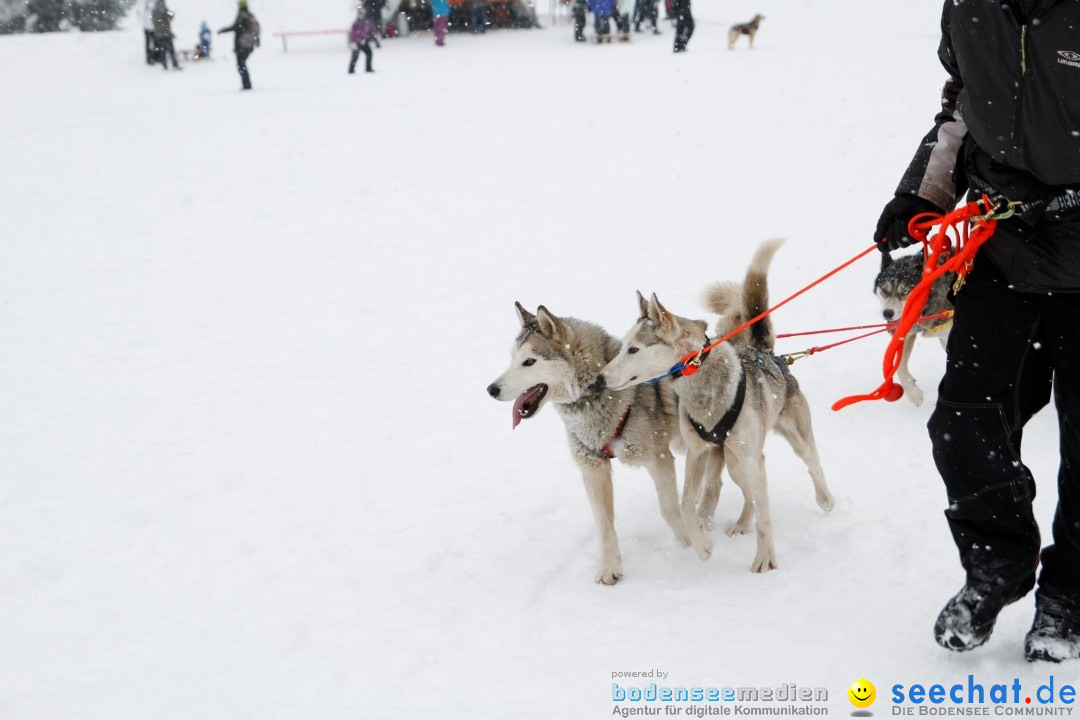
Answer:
[{"left": 512, "top": 394, "right": 526, "bottom": 429}]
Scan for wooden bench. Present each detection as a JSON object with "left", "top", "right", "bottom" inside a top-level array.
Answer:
[{"left": 272, "top": 29, "right": 349, "bottom": 52}]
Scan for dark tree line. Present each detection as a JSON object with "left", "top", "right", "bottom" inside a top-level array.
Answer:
[{"left": 0, "top": 0, "right": 135, "bottom": 33}]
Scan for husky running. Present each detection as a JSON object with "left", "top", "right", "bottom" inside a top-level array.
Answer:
[
  {"left": 597, "top": 239, "right": 835, "bottom": 573},
  {"left": 487, "top": 303, "right": 691, "bottom": 585}
]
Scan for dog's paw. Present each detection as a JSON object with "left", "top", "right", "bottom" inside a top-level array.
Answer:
[
  {"left": 726, "top": 519, "right": 752, "bottom": 536},
  {"left": 674, "top": 528, "right": 692, "bottom": 549},
  {"left": 595, "top": 564, "right": 623, "bottom": 585},
  {"left": 816, "top": 490, "right": 836, "bottom": 513},
  {"left": 693, "top": 534, "right": 713, "bottom": 561},
  {"left": 904, "top": 383, "right": 924, "bottom": 408},
  {"left": 751, "top": 548, "right": 778, "bottom": 573}
]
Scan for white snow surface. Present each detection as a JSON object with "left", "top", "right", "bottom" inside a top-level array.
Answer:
[{"left": 0, "top": 1, "right": 1067, "bottom": 718}]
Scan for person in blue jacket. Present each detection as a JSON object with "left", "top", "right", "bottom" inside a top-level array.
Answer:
[
  {"left": 587, "top": 0, "right": 614, "bottom": 42},
  {"left": 196, "top": 21, "right": 212, "bottom": 59}
]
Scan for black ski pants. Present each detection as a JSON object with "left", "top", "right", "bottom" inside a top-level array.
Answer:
[
  {"left": 572, "top": 1, "right": 586, "bottom": 40},
  {"left": 236, "top": 50, "right": 252, "bottom": 90},
  {"left": 928, "top": 252, "right": 1080, "bottom": 611},
  {"left": 673, "top": 7, "right": 693, "bottom": 50},
  {"left": 155, "top": 34, "right": 179, "bottom": 69},
  {"left": 349, "top": 43, "right": 373, "bottom": 73}
]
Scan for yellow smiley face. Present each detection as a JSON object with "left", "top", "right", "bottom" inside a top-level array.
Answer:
[{"left": 848, "top": 679, "right": 876, "bottom": 709}]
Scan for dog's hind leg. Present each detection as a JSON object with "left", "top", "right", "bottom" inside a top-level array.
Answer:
[
  {"left": 776, "top": 392, "right": 835, "bottom": 512},
  {"left": 579, "top": 461, "right": 624, "bottom": 584},
  {"left": 696, "top": 447, "right": 724, "bottom": 528},
  {"left": 895, "top": 333, "right": 924, "bottom": 407},
  {"left": 646, "top": 455, "right": 691, "bottom": 548},
  {"left": 681, "top": 449, "right": 714, "bottom": 561},
  {"left": 727, "top": 448, "right": 777, "bottom": 573}
]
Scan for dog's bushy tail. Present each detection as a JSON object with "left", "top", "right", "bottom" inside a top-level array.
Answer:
[{"left": 703, "top": 238, "right": 784, "bottom": 354}]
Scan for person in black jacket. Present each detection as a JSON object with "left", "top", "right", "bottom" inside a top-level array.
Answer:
[
  {"left": 875, "top": 0, "right": 1080, "bottom": 662},
  {"left": 152, "top": 0, "right": 181, "bottom": 70},
  {"left": 219, "top": 1, "right": 260, "bottom": 90},
  {"left": 671, "top": 0, "right": 692, "bottom": 52}
]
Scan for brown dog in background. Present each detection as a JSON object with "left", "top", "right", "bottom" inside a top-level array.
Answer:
[{"left": 728, "top": 14, "right": 764, "bottom": 49}]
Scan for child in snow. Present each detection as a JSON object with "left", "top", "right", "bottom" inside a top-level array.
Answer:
[
  {"left": 348, "top": 8, "right": 377, "bottom": 74},
  {"left": 195, "top": 21, "right": 212, "bottom": 59},
  {"left": 431, "top": 0, "right": 449, "bottom": 45}
]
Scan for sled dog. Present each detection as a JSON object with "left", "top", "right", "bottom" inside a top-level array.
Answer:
[
  {"left": 728, "top": 14, "right": 764, "bottom": 49},
  {"left": 596, "top": 239, "right": 835, "bottom": 573},
  {"left": 874, "top": 252, "right": 955, "bottom": 407},
  {"left": 487, "top": 303, "right": 691, "bottom": 585}
]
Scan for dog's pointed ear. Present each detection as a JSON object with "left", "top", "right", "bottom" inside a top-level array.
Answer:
[
  {"left": 636, "top": 291, "right": 649, "bottom": 319},
  {"left": 536, "top": 305, "right": 563, "bottom": 339},
  {"left": 648, "top": 293, "right": 672, "bottom": 327},
  {"left": 515, "top": 301, "right": 537, "bottom": 328},
  {"left": 880, "top": 252, "right": 893, "bottom": 270}
]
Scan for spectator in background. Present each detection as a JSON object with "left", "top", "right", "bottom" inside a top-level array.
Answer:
[
  {"left": 152, "top": 0, "right": 181, "bottom": 70},
  {"left": 348, "top": 7, "right": 376, "bottom": 74},
  {"left": 142, "top": 0, "right": 157, "bottom": 64},
  {"left": 587, "top": 0, "right": 614, "bottom": 42},
  {"left": 364, "top": 0, "right": 387, "bottom": 38},
  {"left": 219, "top": 0, "right": 260, "bottom": 90},
  {"left": 431, "top": 0, "right": 449, "bottom": 45},
  {"left": 671, "top": 0, "right": 692, "bottom": 52},
  {"left": 195, "top": 21, "right": 212, "bottom": 59},
  {"left": 571, "top": 0, "right": 586, "bottom": 42},
  {"left": 470, "top": 0, "right": 488, "bottom": 33}
]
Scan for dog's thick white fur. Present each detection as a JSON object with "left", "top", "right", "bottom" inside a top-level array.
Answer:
[{"left": 599, "top": 240, "right": 835, "bottom": 573}]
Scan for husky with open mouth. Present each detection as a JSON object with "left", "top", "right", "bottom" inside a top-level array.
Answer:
[
  {"left": 596, "top": 239, "right": 835, "bottom": 573},
  {"left": 486, "top": 303, "right": 692, "bottom": 585}
]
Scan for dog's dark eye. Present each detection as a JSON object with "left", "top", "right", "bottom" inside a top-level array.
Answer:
[
  {"left": 627, "top": 347, "right": 639, "bottom": 354},
  {"left": 522, "top": 358, "right": 536, "bottom": 367}
]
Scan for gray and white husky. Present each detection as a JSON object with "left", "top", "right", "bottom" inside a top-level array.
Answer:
[
  {"left": 874, "top": 252, "right": 955, "bottom": 407},
  {"left": 487, "top": 303, "right": 691, "bottom": 585},
  {"left": 597, "top": 239, "right": 835, "bottom": 573}
]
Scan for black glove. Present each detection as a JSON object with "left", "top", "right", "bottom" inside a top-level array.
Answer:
[{"left": 874, "top": 194, "right": 943, "bottom": 253}]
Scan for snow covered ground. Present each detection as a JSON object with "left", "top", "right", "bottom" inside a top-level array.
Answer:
[{"left": 0, "top": 1, "right": 1068, "bottom": 718}]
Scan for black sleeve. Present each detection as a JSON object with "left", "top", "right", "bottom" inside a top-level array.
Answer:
[{"left": 895, "top": 3, "right": 969, "bottom": 211}]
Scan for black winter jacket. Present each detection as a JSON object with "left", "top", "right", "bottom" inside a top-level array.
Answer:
[
  {"left": 898, "top": 0, "right": 1080, "bottom": 291},
  {"left": 220, "top": 10, "right": 259, "bottom": 56}
]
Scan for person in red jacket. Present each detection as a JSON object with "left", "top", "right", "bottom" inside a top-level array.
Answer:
[{"left": 875, "top": 0, "right": 1080, "bottom": 662}]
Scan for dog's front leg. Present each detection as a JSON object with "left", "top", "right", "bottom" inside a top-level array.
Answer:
[
  {"left": 895, "top": 332, "right": 924, "bottom": 407},
  {"left": 645, "top": 455, "right": 691, "bottom": 548},
  {"left": 579, "top": 461, "right": 623, "bottom": 584},
  {"left": 727, "top": 447, "right": 777, "bottom": 573},
  {"left": 681, "top": 449, "right": 714, "bottom": 561},
  {"left": 697, "top": 447, "right": 725, "bottom": 528}
]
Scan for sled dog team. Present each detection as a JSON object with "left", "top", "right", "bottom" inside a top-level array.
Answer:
[{"left": 488, "top": 239, "right": 840, "bottom": 584}]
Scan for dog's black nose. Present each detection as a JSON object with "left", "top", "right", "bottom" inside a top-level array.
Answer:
[
  {"left": 883, "top": 309, "right": 895, "bottom": 320},
  {"left": 486, "top": 383, "right": 501, "bottom": 399},
  {"left": 589, "top": 375, "right": 606, "bottom": 393}
]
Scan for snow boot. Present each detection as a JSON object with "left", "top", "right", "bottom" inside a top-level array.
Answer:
[
  {"left": 934, "top": 579, "right": 1031, "bottom": 651},
  {"left": 1026, "top": 594, "right": 1080, "bottom": 663}
]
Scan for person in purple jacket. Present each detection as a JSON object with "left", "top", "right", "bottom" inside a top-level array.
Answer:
[
  {"left": 431, "top": 0, "right": 450, "bottom": 45},
  {"left": 348, "top": 7, "right": 377, "bottom": 74}
]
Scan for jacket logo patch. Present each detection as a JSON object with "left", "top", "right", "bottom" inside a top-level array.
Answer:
[{"left": 1058, "top": 50, "right": 1080, "bottom": 68}]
